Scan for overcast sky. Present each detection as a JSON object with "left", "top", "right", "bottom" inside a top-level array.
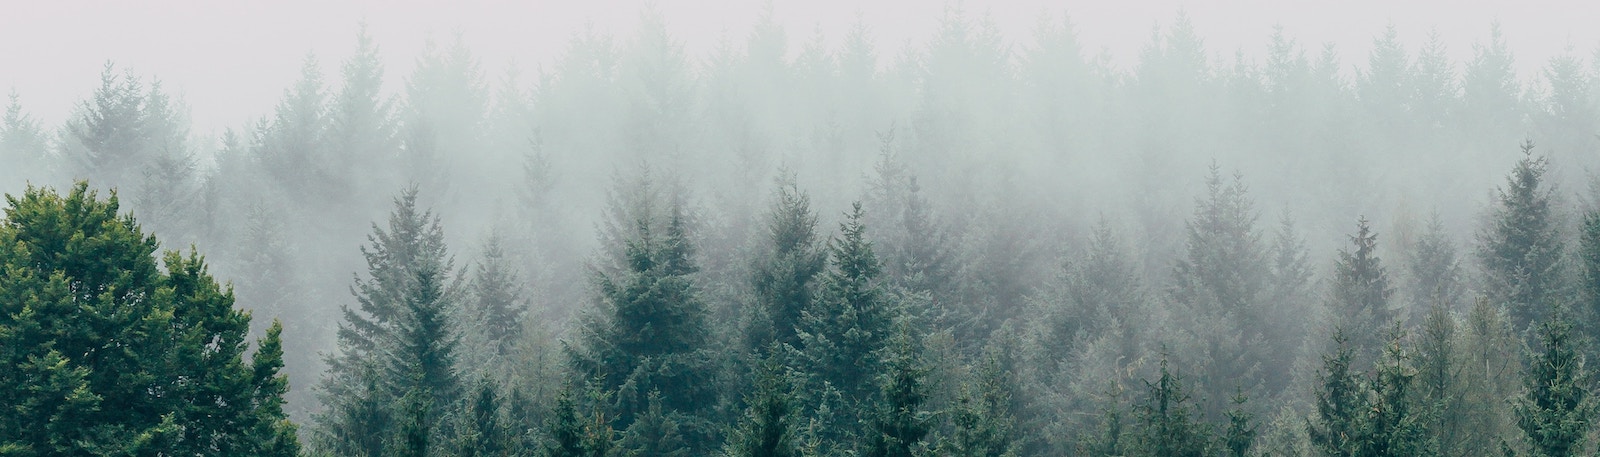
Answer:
[{"left": 3, "top": 0, "right": 1597, "bottom": 136}]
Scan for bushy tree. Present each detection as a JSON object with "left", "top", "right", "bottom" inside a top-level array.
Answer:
[{"left": 0, "top": 182, "right": 298, "bottom": 455}]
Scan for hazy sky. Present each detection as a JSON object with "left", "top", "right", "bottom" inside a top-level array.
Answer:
[{"left": 3, "top": 0, "right": 1598, "bottom": 136}]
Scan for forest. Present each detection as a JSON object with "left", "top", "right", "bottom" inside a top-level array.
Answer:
[{"left": 4, "top": 4, "right": 1600, "bottom": 456}]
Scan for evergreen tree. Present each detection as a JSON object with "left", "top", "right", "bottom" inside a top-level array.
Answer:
[
  {"left": 315, "top": 187, "right": 462, "bottom": 456},
  {"left": 748, "top": 175, "right": 826, "bottom": 352},
  {"left": 0, "top": 91, "right": 50, "bottom": 188},
  {"left": 1361, "top": 327, "right": 1438, "bottom": 457},
  {"left": 617, "top": 392, "right": 690, "bottom": 457},
  {"left": 1222, "top": 391, "right": 1257, "bottom": 457},
  {"left": 1478, "top": 141, "right": 1564, "bottom": 333},
  {"left": 1132, "top": 354, "right": 1213, "bottom": 457},
  {"left": 1512, "top": 309, "right": 1594, "bottom": 457},
  {"left": 569, "top": 174, "right": 716, "bottom": 444},
  {"left": 1329, "top": 217, "right": 1396, "bottom": 364},
  {"left": 471, "top": 233, "right": 528, "bottom": 358},
  {"left": 863, "top": 329, "right": 932, "bottom": 457},
  {"left": 725, "top": 353, "right": 799, "bottom": 457},
  {"left": 796, "top": 201, "right": 897, "bottom": 441},
  {"left": 454, "top": 377, "right": 513, "bottom": 457},
  {"left": 1170, "top": 165, "right": 1275, "bottom": 415},
  {"left": 1310, "top": 330, "right": 1364, "bottom": 457},
  {"left": 0, "top": 182, "right": 298, "bottom": 455},
  {"left": 1459, "top": 298, "right": 1522, "bottom": 456},
  {"left": 1414, "top": 303, "right": 1468, "bottom": 457},
  {"left": 1575, "top": 210, "right": 1600, "bottom": 358},
  {"left": 940, "top": 350, "right": 1020, "bottom": 457},
  {"left": 1405, "top": 214, "right": 1464, "bottom": 321}
]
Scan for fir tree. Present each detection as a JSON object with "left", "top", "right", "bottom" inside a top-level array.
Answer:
[
  {"left": 749, "top": 175, "right": 826, "bottom": 353},
  {"left": 725, "top": 353, "right": 799, "bottom": 457},
  {"left": 1512, "top": 309, "right": 1594, "bottom": 457},
  {"left": 863, "top": 329, "right": 932, "bottom": 457},
  {"left": 1361, "top": 327, "right": 1438, "bottom": 457},
  {"left": 471, "top": 233, "right": 528, "bottom": 358},
  {"left": 796, "top": 201, "right": 897, "bottom": 441},
  {"left": 455, "top": 376, "right": 513, "bottom": 457},
  {"left": 1478, "top": 141, "right": 1564, "bottom": 333},
  {"left": 1310, "top": 330, "right": 1363, "bottom": 457},
  {"left": 1330, "top": 217, "right": 1396, "bottom": 364},
  {"left": 1132, "top": 354, "right": 1213, "bottom": 457}
]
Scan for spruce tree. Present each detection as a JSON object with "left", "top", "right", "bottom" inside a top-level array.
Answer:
[
  {"left": 1310, "top": 330, "right": 1363, "bottom": 457},
  {"left": 569, "top": 174, "right": 716, "bottom": 445},
  {"left": 1132, "top": 354, "right": 1213, "bottom": 457},
  {"left": 1361, "top": 327, "right": 1438, "bottom": 457},
  {"left": 314, "top": 187, "right": 462, "bottom": 456},
  {"left": 725, "top": 353, "right": 799, "bottom": 457},
  {"left": 863, "top": 329, "right": 932, "bottom": 457},
  {"left": 796, "top": 202, "right": 897, "bottom": 442},
  {"left": 1329, "top": 217, "right": 1396, "bottom": 364},
  {"left": 0, "top": 182, "right": 298, "bottom": 455},
  {"left": 1478, "top": 141, "right": 1564, "bottom": 333},
  {"left": 1512, "top": 310, "right": 1594, "bottom": 457},
  {"left": 471, "top": 233, "right": 528, "bottom": 358},
  {"left": 749, "top": 175, "right": 826, "bottom": 353},
  {"left": 455, "top": 377, "right": 512, "bottom": 457},
  {"left": 1575, "top": 210, "right": 1600, "bottom": 358}
]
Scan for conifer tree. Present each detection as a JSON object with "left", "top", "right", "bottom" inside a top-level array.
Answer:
[
  {"left": 315, "top": 187, "right": 462, "bottom": 456},
  {"left": 1478, "top": 141, "right": 1564, "bottom": 333},
  {"left": 1330, "top": 217, "right": 1396, "bottom": 364},
  {"left": 0, "top": 183, "right": 298, "bottom": 455},
  {"left": 569, "top": 174, "right": 716, "bottom": 444},
  {"left": 863, "top": 328, "right": 932, "bottom": 457},
  {"left": 1414, "top": 304, "right": 1467, "bottom": 457},
  {"left": 725, "top": 353, "right": 799, "bottom": 457},
  {"left": 1132, "top": 354, "right": 1213, "bottom": 457},
  {"left": 1512, "top": 309, "right": 1594, "bottom": 457},
  {"left": 1310, "top": 330, "right": 1363, "bottom": 457},
  {"left": 1575, "top": 210, "right": 1600, "bottom": 357},
  {"left": 1361, "top": 327, "right": 1438, "bottom": 457},
  {"left": 471, "top": 233, "right": 528, "bottom": 358},
  {"left": 455, "top": 376, "right": 513, "bottom": 457},
  {"left": 1222, "top": 392, "right": 1257, "bottom": 457},
  {"left": 796, "top": 202, "right": 897, "bottom": 441},
  {"left": 1406, "top": 214, "right": 1464, "bottom": 321},
  {"left": 749, "top": 175, "right": 826, "bottom": 352}
]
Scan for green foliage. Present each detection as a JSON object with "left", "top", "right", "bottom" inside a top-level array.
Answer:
[
  {"left": 1478, "top": 141, "right": 1564, "bottom": 333},
  {"left": 1330, "top": 217, "right": 1396, "bottom": 364},
  {"left": 796, "top": 201, "right": 898, "bottom": 440},
  {"left": 471, "top": 234, "right": 528, "bottom": 358},
  {"left": 1310, "top": 330, "right": 1363, "bottom": 457},
  {"left": 725, "top": 353, "right": 798, "bottom": 457},
  {"left": 863, "top": 329, "right": 933, "bottom": 457},
  {"left": 456, "top": 376, "right": 514, "bottom": 457},
  {"left": 749, "top": 175, "right": 826, "bottom": 353},
  {"left": 1361, "top": 328, "right": 1437, "bottom": 457},
  {"left": 1512, "top": 310, "right": 1594, "bottom": 457},
  {"left": 618, "top": 392, "right": 690, "bottom": 457},
  {"left": 314, "top": 187, "right": 463, "bottom": 456},
  {"left": 1222, "top": 392, "right": 1257, "bottom": 457},
  {"left": 0, "top": 182, "right": 298, "bottom": 455},
  {"left": 940, "top": 349, "right": 1020, "bottom": 457},
  {"left": 1132, "top": 355, "right": 1213, "bottom": 457}
]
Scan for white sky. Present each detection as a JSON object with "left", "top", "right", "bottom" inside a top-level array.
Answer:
[{"left": 3, "top": 0, "right": 1598, "bottom": 135}]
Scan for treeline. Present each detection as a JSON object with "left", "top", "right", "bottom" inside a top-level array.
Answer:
[{"left": 5, "top": 5, "right": 1600, "bottom": 457}]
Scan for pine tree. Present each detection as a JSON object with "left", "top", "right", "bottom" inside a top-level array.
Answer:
[
  {"left": 749, "top": 175, "right": 826, "bottom": 353},
  {"left": 863, "top": 329, "right": 932, "bottom": 457},
  {"left": 1361, "top": 327, "right": 1438, "bottom": 457},
  {"left": 796, "top": 202, "right": 897, "bottom": 442},
  {"left": 1512, "top": 309, "right": 1594, "bottom": 457},
  {"left": 569, "top": 174, "right": 716, "bottom": 445},
  {"left": 725, "top": 353, "right": 799, "bottom": 457},
  {"left": 315, "top": 187, "right": 462, "bottom": 456},
  {"left": 471, "top": 234, "right": 528, "bottom": 358},
  {"left": 1132, "top": 354, "right": 1213, "bottom": 457},
  {"left": 1330, "top": 217, "right": 1396, "bottom": 365},
  {"left": 0, "top": 182, "right": 298, "bottom": 455},
  {"left": 1310, "top": 330, "right": 1363, "bottom": 457},
  {"left": 1478, "top": 141, "right": 1564, "bottom": 333}
]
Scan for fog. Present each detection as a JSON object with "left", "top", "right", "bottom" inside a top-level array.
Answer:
[{"left": 4, "top": 1, "right": 1600, "bottom": 455}]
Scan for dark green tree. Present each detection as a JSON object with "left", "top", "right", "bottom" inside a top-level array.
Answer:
[
  {"left": 1132, "top": 354, "right": 1213, "bottom": 457},
  {"left": 454, "top": 377, "right": 513, "bottom": 457},
  {"left": 725, "top": 353, "right": 799, "bottom": 457},
  {"left": 796, "top": 202, "right": 898, "bottom": 441},
  {"left": 748, "top": 175, "right": 826, "bottom": 353},
  {"left": 939, "top": 350, "right": 1021, "bottom": 457},
  {"left": 0, "top": 182, "right": 298, "bottom": 456},
  {"left": 315, "top": 187, "right": 462, "bottom": 456},
  {"left": 1222, "top": 391, "right": 1257, "bottom": 457},
  {"left": 569, "top": 174, "right": 716, "bottom": 445},
  {"left": 1361, "top": 327, "right": 1438, "bottom": 457},
  {"left": 1478, "top": 141, "right": 1564, "bottom": 333},
  {"left": 1310, "top": 330, "right": 1364, "bottom": 457},
  {"left": 1512, "top": 310, "right": 1594, "bottom": 457},
  {"left": 863, "top": 329, "right": 932, "bottom": 457},
  {"left": 617, "top": 392, "right": 690, "bottom": 457}
]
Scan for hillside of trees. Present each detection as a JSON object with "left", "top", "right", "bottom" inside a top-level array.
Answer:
[{"left": 5, "top": 7, "right": 1600, "bottom": 456}]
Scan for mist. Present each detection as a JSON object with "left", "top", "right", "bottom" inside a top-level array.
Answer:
[{"left": 3, "top": 2, "right": 1600, "bottom": 455}]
